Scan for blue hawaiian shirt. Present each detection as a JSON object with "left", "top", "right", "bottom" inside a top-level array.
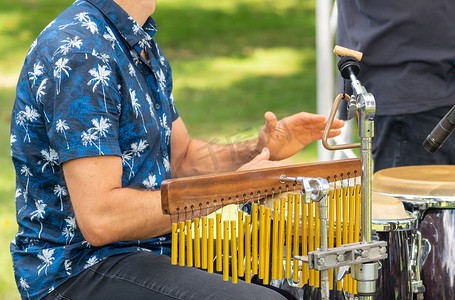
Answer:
[{"left": 10, "top": 0, "right": 179, "bottom": 298}]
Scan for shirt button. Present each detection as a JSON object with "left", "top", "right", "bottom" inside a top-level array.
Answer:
[
  {"left": 155, "top": 104, "right": 160, "bottom": 109},
  {"left": 161, "top": 149, "right": 167, "bottom": 157}
]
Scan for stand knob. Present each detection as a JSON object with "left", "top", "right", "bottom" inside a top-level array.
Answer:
[{"left": 338, "top": 56, "right": 360, "bottom": 80}]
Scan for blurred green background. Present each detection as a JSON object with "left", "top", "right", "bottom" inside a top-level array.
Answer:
[{"left": 0, "top": 0, "right": 318, "bottom": 298}]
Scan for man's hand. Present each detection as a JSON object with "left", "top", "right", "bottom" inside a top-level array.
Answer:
[
  {"left": 236, "top": 147, "right": 288, "bottom": 171},
  {"left": 256, "top": 111, "right": 344, "bottom": 161}
]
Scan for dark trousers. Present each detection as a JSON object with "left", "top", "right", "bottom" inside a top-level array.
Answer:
[
  {"left": 43, "top": 251, "right": 289, "bottom": 300},
  {"left": 373, "top": 106, "right": 455, "bottom": 172}
]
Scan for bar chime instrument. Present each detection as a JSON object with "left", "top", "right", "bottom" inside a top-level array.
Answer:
[{"left": 160, "top": 46, "right": 387, "bottom": 300}]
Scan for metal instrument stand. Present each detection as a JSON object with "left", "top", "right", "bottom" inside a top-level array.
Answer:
[
  {"left": 321, "top": 47, "right": 383, "bottom": 300},
  {"left": 342, "top": 55, "right": 377, "bottom": 299}
]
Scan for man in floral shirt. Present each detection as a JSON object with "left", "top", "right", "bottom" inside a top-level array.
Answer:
[{"left": 10, "top": 0, "right": 343, "bottom": 299}]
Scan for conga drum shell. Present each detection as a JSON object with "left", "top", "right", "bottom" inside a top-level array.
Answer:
[
  {"left": 373, "top": 165, "right": 455, "bottom": 300},
  {"left": 373, "top": 165, "right": 455, "bottom": 196},
  {"left": 372, "top": 191, "right": 417, "bottom": 300}
]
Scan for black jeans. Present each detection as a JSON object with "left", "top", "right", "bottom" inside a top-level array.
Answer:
[
  {"left": 373, "top": 106, "right": 455, "bottom": 172},
  {"left": 43, "top": 251, "right": 289, "bottom": 300}
]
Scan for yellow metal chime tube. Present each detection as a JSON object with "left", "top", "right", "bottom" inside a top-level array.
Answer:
[
  {"left": 194, "top": 218, "right": 201, "bottom": 268},
  {"left": 259, "top": 204, "right": 266, "bottom": 279},
  {"left": 238, "top": 211, "right": 244, "bottom": 278},
  {"left": 336, "top": 185, "right": 342, "bottom": 291},
  {"left": 245, "top": 214, "right": 252, "bottom": 283},
  {"left": 328, "top": 188, "right": 335, "bottom": 289},
  {"left": 263, "top": 208, "right": 272, "bottom": 284},
  {"left": 208, "top": 218, "right": 214, "bottom": 273},
  {"left": 301, "top": 194, "right": 308, "bottom": 284},
  {"left": 285, "top": 194, "right": 293, "bottom": 278},
  {"left": 308, "top": 201, "right": 315, "bottom": 286},
  {"left": 252, "top": 202, "right": 259, "bottom": 275},
  {"left": 272, "top": 200, "right": 279, "bottom": 280},
  {"left": 171, "top": 223, "right": 178, "bottom": 265},
  {"left": 186, "top": 220, "right": 193, "bottom": 267},
  {"left": 223, "top": 220, "right": 229, "bottom": 281},
  {"left": 292, "top": 194, "right": 300, "bottom": 282},
  {"left": 201, "top": 217, "right": 208, "bottom": 270},
  {"left": 231, "top": 220, "right": 238, "bottom": 283},
  {"left": 216, "top": 213, "right": 223, "bottom": 272},
  {"left": 278, "top": 197, "right": 286, "bottom": 281},
  {"left": 179, "top": 221, "right": 185, "bottom": 266}
]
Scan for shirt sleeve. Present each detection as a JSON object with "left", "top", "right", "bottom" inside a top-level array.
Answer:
[{"left": 42, "top": 52, "right": 122, "bottom": 164}]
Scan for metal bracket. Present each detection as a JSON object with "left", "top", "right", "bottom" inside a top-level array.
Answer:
[
  {"left": 296, "top": 241, "right": 387, "bottom": 271},
  {"left": 280, "top": 176, "right": 329, "bottom": 204}
]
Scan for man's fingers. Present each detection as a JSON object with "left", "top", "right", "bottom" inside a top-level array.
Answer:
[
  {"left": 254, "top": 147, "right": 270, "bottom": 161},
  {"left": 312, "top": 129, "right": 343, "bottom": 141},
  {"left": 264, "top": 111, "right": 278, "bottom": 130}
]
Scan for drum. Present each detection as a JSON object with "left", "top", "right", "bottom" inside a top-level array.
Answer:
[
  {"left": 372, "top": 191, "right": 417, "bottom": 300},
  {"left": 373, "top": 165, "right": 455, "bottom": 300}
]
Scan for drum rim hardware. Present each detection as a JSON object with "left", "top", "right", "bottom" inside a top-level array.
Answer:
[
  {"left": 375, "top": 192, "right": 455, "bottom": 204},
  {"left": 371, "top": 212, "right": 418, "bottom": 232}
]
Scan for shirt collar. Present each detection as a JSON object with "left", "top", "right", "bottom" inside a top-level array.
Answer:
[{"left": 84, "top": 0, "right": 158, "bottom": 52}]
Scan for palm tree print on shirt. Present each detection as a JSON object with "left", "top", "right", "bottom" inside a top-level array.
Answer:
[
  {"left": 130, "top": 16, "right": 142, "bottom": 36},
  {"left": 20, "top": 165, "right": 32, "bottom": 204},
  {"left": 143, "top": 173, "right": 158, "bottom": 190},
  {"left": 16, "top": 105, "right": 40, "bottom": 143},
  {"left": 39, "top": 147, "right": 59, "bottom": 173},
  {"left": 53, "top": 57, "right": 72, "bottom": 95},
  {"left": 31, "top": 199, "right": 46, "bottom": 239},
  {"left": 88, "top": 64, "right": 112, "bottom": 112},
  {"left": 37, "top": 249, "right": 55, "bottom": 276},
  {"left": 16, "top": 188, "right": 26, "bottom": 215},
  {"left": 54, "top": 184, "right": 68, "bottom": 211},
  {"left": 36, "top": 78, "right": 50, "bottom": 122},
  {"left": 60, "top": 12, "right": 99, "bottom": 34},
  {"left": 92, "top": 49, "right": 110, "bottom": 64},
  {"left": 62, "top": 216, "right": 76, "bottom": 244},
  {"left": 160, "top": 114, "right": 171, "bottom": 144},
  {"left": 64, "top": 259, "right": 72, "bottom": 276},
  {"left": 81, "top": 116, "right": 112, "bottom": 154},
  {"left": 156, "top": 68, "right": 166, "bottom": 93},
  {"left": 128, "top": 64, "right": 143, "bottom": 91},
  {"left": 56, "top": 119, "right": 70, "bottom": 149},
  {"left": 129, "top": 88, "right": 147, "bottom": 132},
  {"left": 138, "top": 35, "right": 152, "bottom": 50},
  {"left": 19, "top": 277, "right": 30, "bottom": 300},
  {"left": 52, "top": 36, "right": 83, "bottom": 60},
  {"left": 59, "top": 11, "right": 98, "bottom": 34},
  {"left": 84, "top": 255, "right": 99, "bottom": 269},
  {"left": 103, "top": 27, "right": 117, "bottom": 49},
  {"left": 28, "top": 62, "right": 44, "bottom": 85},
  {"left": 10, "top": 134, "right": 16, "bottom": 156},
  {"left": 163, "top": 155, "right": 170, "bottom": 174},
  {"left": 122, "top": 139, "right": 149, "bottom": 179}
]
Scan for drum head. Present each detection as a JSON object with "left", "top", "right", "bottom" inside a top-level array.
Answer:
[
  {"left": 373, "top": 165, "right": 455, "bottom": 197},
  {"left": 372, "top": 191, "right": 409, "bottom": 220}
]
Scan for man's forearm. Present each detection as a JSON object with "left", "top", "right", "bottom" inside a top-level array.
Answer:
[
  {"left": 72, "top": 187, "right": 171, "bottom": 247},
  {"left": 63, "top": 156, "right": 172, "bottom": 247},
  {"left": 173, "top": 138, "right": 262, "bottom": 177}
]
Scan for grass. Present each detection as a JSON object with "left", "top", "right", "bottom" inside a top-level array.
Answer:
[{"left": 0, "top": 0, "right": 318, "bottom": 298}]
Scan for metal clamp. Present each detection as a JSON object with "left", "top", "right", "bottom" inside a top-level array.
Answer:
[
  {"left": 295, "top": 241, "right": 387, "bottom": 271},
  {"left": 280, "top": 176, "right": 330, "bottom": 204}
]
